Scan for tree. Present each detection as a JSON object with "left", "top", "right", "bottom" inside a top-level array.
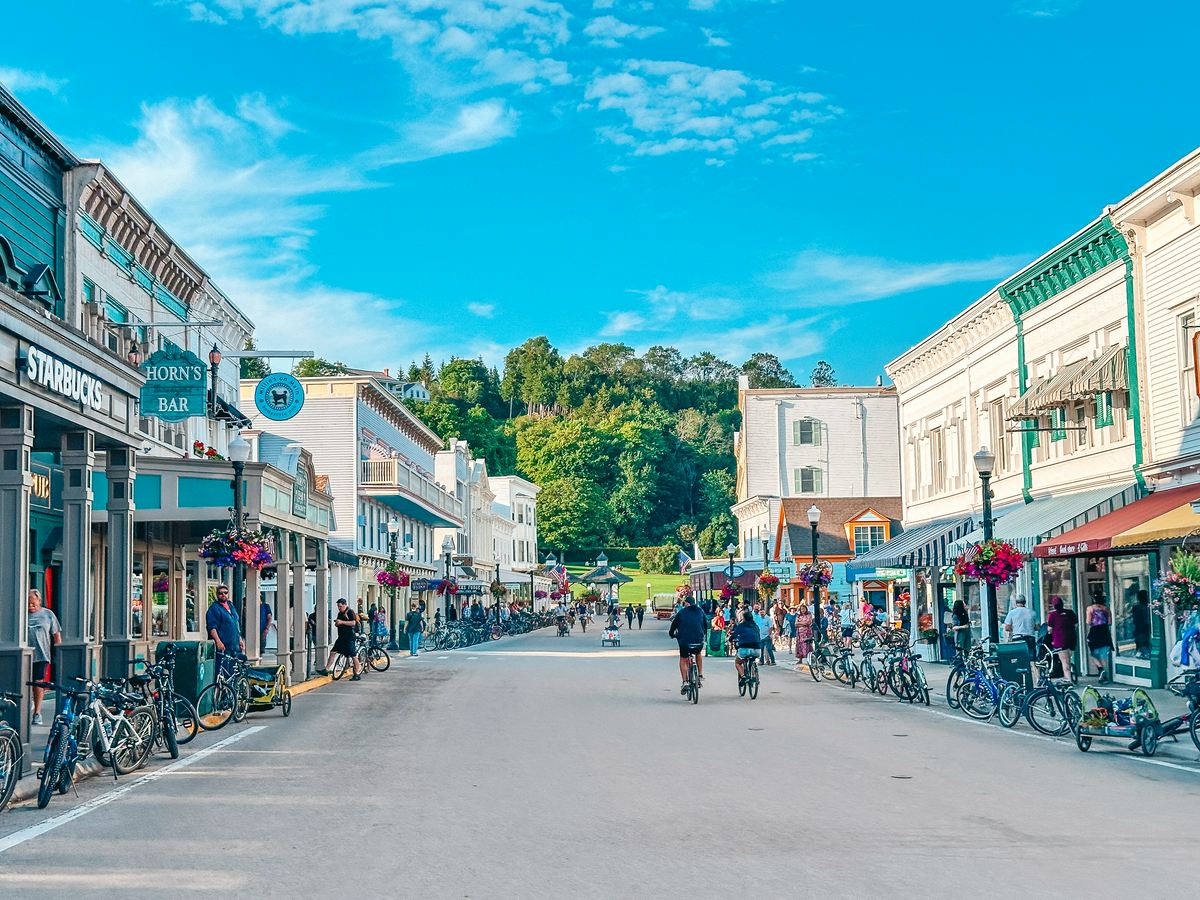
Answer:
[
  {"left": 537, "top": 477, "right": 612, "bottom": 553},
  {"left": 741, "top": 352, "right": 795, "bottom": 389},
  {"left": 438, "top": 357, "right": 489, "bottom": 405},
  {"left": 502, "top": 337, "right": 563, "bottom": 416},
  {"left": 293, "top": 357, "right": 349, "bottom": 377},
  {"left": 637, "top": 543, "right": 682, "bottom": 574},
  {"left": 698, "top": 511, "right": 737, "bottom": 557},
  {"left": 239, "top": 338, "right": 271, "bottom": 380},
  {"left": 810, "top": 360, "right": 837, "bottom": 387},
  {"left": 698, "top": 468, "right": 736, "bottom": 521}
]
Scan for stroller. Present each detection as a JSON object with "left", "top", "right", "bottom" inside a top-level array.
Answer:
[
  {"left": 601, "top": 622, "right": 621, "bottom": 647},
  {"left": 244, "top": 664, "right": 292, "bottom": 717}
]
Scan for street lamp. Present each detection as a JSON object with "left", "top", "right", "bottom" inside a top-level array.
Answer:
[
  {"left": 646, "top": 581, "right": 652, "bottom": 602},
  {"left": 127, "top": 342, "right": 142, "bottom": 369},
  {"left": 808, "top": 504, "right": 822, "bottom": 648},
  {"left": 973, "top": 446, "right": 999, "bottom": 644},
  {"left": 762, "top": 536, "right": 771, "bottom": 609},
  {"left": 545, "top": 552, "right": 557, "bottom": 612},
  {"left": 726, "top": 542, "right": 737, "bottom": 608},
  {"left": 228, "top": 432, "right": 251, "bottom": 624},
  {"left": 441, "top": 535, "right": 455, "bottom": 623},
  {"left": 207, "top": 344, "right": 222, "bottom": 417},
  {"left": 386, "top": 517, "right": 400, "bottom": 651}
]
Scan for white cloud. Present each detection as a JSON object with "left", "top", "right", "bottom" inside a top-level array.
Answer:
[
  {"left": 423, "top": 99, "right": 519, "bottom": 154},
  {"left": 767, "top": 250, "right": 1030, "bottom": 306},
  {"left": 186, "top": 1, "right": 227, "bottom": 23},
  {"left": 584, "top": 15, "right": 664, "bottom": 48},
  {"left": 701, "top": 27, "right": 730, "bottom": 47},
  {"left": 1013, "top": 0, "right": 1081, "bottom": 16},
  {"left": 600, "top": 310, "right": 648, "bottom": 336},
  {"left": 235, "top": 93, "right": 298, "bottom": 139},
  {"left": 468, "top": 302, "right": 496, "bottom": 318},
  {"left": 0, "top": 67, "right": 65, "bottom": 95},
  {"left": 585, "top": 59, "right": 836, "bottom": 160}
]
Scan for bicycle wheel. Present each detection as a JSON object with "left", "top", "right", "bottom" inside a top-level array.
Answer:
[
  {"left": 806, "top": 652, "right": 822, "bottom": 682},
  {"left": 112, "top": 706, "right": 156, "bottom": 775},
  {"left": 888, "top": 668, "right": 912, "bottom": 702},
  {"left": 958, "top": 681, "right": 996, "bottom": 720},
  {"left": 0, "top": 727, "right": 20, "bottom": 811},
  {"left": 281, "top": 690, "right": 292, "bottom": 717},
  {"left": 160, "top": 703, "right": 179, "bottom": 759},
  {"left": 748, "top": 664, "right": 759, "bottom": 700},
  {"left": 861, "top": 661, "right": 877, "bottom": 693},
  {"left": 998, "top": 684, "right": 1021, "bottom": 728},
  {"left": 874, "top": 669, "right": 889, "bottom": 695},
  {"left": 833, "top": 656, "right": 854, "bottom": 686},
  {"left": 197, "top": 682, "right": 236, "bottom": 731},
  {"left": 37, "top": 728, "right": 65, "bottom": 809},
  {"left": 945, "top": 669, "right": 963, "bottom": 710},
  {"left": 171, "top": 696, "right": 199, "bottom": 746},
  {"left": 1188, "top": 708, "right": 1200, "bottom": 755},
  {"left": 331, "top": 654, "right": 348, "bottom": 680},
  {"left": 368, "top": 646, "right": 392, "bottom": 672},
  {"left": 738, "top": 665, "right": 747, "bottom": 696},
  {"left": 1025, "top": 688, "right": 1071, "bottom": 736}
]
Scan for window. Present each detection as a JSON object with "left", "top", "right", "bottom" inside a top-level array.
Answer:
[
  {"left": 793, "top": 418, "right": 821, "bottom": 446},
  {"left": 82, "top": 278, "right": 96, "bottom": 305},
  {"left": 854, "top": 525, "right": 885, "bottom": 555},
  {"left": 988, "top": 399, "right": 1008, "bottom": 474},
  {"left": 930, "top": 427, "right": 945, "bottom": 492},
  {"left": 105, "top": 298, "right": 129, "bottom": 324},
  {"left": 1094, "top": 392, "right": 1113, "bottom": 428},
  {"left": 794, "top": 466, "right": 823, "bottom": 494},
  {"left": 1049, "top": 407, "right": 1067, "bottom": 442},
  {"left": 1181, "top": 312, "right": 1199, "bottom": 426}
]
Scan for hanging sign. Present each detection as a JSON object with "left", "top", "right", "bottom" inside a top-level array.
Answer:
[
  {"left": 254, "top": 373, "right": 305, "bottom": 421},
  {"left": 139, "top": 347, "right": 207, "bottom": 421},
  {"left": 292, "top": 465, "right": 308, "bottom": 518}
]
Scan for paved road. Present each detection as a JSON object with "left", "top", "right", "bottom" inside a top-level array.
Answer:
[{"left": 0, "top": 618, "right": 1195, "bottom": 898}]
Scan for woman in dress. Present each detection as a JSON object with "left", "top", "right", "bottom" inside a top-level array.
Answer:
[
  {"left": 951, "top": 599, "right": 972, "bottom": 659},
  {"left": 794, "top": 605, "right": 814, "bottom": 668},
  {"left": 1085, "top": 595, "right": 1114, "bottom": 683}
]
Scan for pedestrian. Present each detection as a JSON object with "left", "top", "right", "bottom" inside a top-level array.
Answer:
[
  {"left": 1085, "top": 595, "right": 1114, "bottom": 683},
  {"left": 839, "top": 601, "right": 855, "bottom": 648},
  {"left": 951, "top": 599, "right": 972, "bottom": 660},
  {"left": 404, "top": 602, "right": 425, "bottom": 658},
  {"left": 754, "top": 605, "right": 776, "bottom": 665},
  {"left": 1003, "top": 595, "right": 1037, "bottom": 656},
  {"left": 318, "top": 599, "right": 361, "bottom": 680},
  {"left": 27, "top": 589, "right": 61, "bottom": 726},
  {"left": 794, "top": 605, "right": 813, "bottom": 667},
  {"left": 636, "top": 604, "right": 645, "bottom": 629},
  {"left": 625, "top": 604, "right": 634, "bottom": 628},
  {"left": 205, "top": 583, "right": 244, "bottom": 671},
  {"left": 434, "top": 609, "right": 442, "bottom": 630},
  {"left": 260, "top": 597, "right": 273, "bottom": 650},
  {"left": 1046, "top": 597, "right": 1078, "bottom": 682},
  {"left": 1133, "top": 589, "right": 1151, "bottom": 659},
  {"left": 784, "top": 605, "right": 797, "bottom": 654},
  {"left": 447, "top": 602, "right": 458, "bottom": 623}
]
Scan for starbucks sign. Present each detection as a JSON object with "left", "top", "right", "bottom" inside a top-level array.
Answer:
[{"left": 140, "top": 347, "right": 208, "bottom": 421}]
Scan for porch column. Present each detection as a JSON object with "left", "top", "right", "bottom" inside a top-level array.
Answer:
[
  {"left": 243, "top": 566, "right": 262, "bottom": 663},
  {"left": 274, "top": 532, "right": 292, "bottom": 673},
  {"left": 291, "top": 534, "right": 307, "bottom": 679},
  {"left": 907, "top": 569, "right": 920, "bottom": 648},
  {"left": 102, "top": 448, "right": 136, "bottom": 679},
  {"left": 312, "top": 541, "right": 328, "bottom": 680},
  {"left": 0, "top": 405, "right": 33, "bottom": 753},
  {"left": 58, "top": 430, "right": 95, "bottom": 682}
]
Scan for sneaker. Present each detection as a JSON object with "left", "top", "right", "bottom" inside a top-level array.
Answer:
[
  {"left": 680, "top": 683, "right": 688, "bottom": 695},
  {"left": 31, "top": 713, "right": 43, "bottom": 726},
  {"left": 350, "top": 674, "right": 362, "bottom": 681},
  {"left": 315, "top": 669, "right": 329, "bottom": 677}
]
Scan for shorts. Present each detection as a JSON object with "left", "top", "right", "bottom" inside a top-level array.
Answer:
[
  {"left": 841, "top": 626, "right": 854, "bottom": 638},
  {"left": 31, "top": 661, "right": 49, "bottom": 683},
  {"left": 737, "top": 647, "right": 760, "bottom": 659},
  {"left": 678, "top": 643, "right": 704, "bottom": 658}
]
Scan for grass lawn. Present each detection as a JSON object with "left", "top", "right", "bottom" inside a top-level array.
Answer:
[{"left": 565, "top": 566, "right": 686, "bottom": 604}]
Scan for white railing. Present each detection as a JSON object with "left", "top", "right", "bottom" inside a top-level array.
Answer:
[{"left": 360, "top": 459, "right": 462, "bottom": 520}]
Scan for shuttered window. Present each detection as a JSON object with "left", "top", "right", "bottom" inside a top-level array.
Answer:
[
  {"left": 792, "top": 418, "right": 821, "bottom": 445},
  {"left": 793, "top": 467, "right": 823, "bottom": 494}
]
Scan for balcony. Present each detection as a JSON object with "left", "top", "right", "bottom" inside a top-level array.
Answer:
[{"left": 360, "top": 458, "right": 463, "bottom": 526}]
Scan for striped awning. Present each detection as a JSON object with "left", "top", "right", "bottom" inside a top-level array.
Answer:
[
  {"left": 1068, "top": 345, "right": 1127, "bottom": 397},
  {"left": 846, "top": 516, "right": 974, "bottom": 573},
  {"left": 1007, "top": 359, "right": 1092, "bottom": 419},
  {"left": 946, "top": 484, "right": 1138, "bottom": 556}
]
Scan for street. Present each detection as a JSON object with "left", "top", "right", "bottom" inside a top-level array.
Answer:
[{"left": 0, "top": 619, "right": 1196, "bottom": 898}]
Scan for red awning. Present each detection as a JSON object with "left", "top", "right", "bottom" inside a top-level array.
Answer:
[{"left": 1033, "top": 483, "right": 1200, "bottom": 558}]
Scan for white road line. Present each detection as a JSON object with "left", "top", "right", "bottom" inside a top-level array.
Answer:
[{"left": 0, "top": 725, "right": 267, "bottom": 855}]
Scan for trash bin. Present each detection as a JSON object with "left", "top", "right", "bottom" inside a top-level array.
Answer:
[
  {"left": 995, "top": 640, "right": 1032, "bottom": 691},
  {"left": 156, "top": 640, "right": 215, "bottom": 707},
  {"left": 708, "top": 629, "right": 727, "bottom": 658}
]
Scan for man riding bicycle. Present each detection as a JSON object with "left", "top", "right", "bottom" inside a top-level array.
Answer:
[
  {"left": 668, "top": 594, "right": 709, "bottom": 694},
  {"left": 732, "top": 609, "right": 762, "bottom": 684}
]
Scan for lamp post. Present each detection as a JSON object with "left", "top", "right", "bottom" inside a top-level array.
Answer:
[
  {"left": 596, "top": 551, "right": 610, "bottom": 609},
  {"left": 207, "top": 344, "right": 222, "bottom": 418},
  {"left": 228, "top": 433, "right": 251, "bottom": 624},
  {"left": 725, "top": 542, "right": 737, "bottom": 609},
  {"left": 386, "top": 517, "right": 400, "bottom": 651},
  {"left": 646, "top": 581, "right": 651, "bottom": 602},
  {"left": 974, "top": 446, "right": 999, "bottom": 645},
  {"left": 808, "top": 504, "right": 822, "bottom": 648},
  {"left": 545, "top": 552, "right": 557, "bottom": 612},
  {"left": 441, "top": 535, "right": 455, "bottom": 623},
  {"left": 762, "top": 536, "right": 771, "bottom": 611}
]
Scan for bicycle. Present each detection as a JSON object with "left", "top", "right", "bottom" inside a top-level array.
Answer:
[
  {"left": 0, "top": 692, "right": 22, "bottom": 812},
  {"left": 956, "top": 653, "right": 1018, "bottom": 725},
  {"left": 120, "top": 646, "right": 199, "bottom": 758},
  {"left": 859, "top": 649, "right": 879, "bottom": 694},
  {"left": 738, "top": 653, "right": 760, "bottom": 700},
  {"left": 1023, "top": 658, "right": 1082, "bottom": 735},
  {"left": 831, "top": 645, "right": 859, "bottom": 688},
  {"left": 359, "top": 633, "right": 391, "bottom": 672},
  {"left": 805, "top": 643, "right": 836, "bottom": 682},
  {"left": 683, "top": 645, "right": 702, "bottom": 705},
  {"left": 197, "top": 655, "right": 251, "bottom": 730}
]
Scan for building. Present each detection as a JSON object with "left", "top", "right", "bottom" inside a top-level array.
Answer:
[
  {"left": 490, "top": 474, "right": 548, "bottom": 606},
  {"left": 239, "top": 372, "right": 462, "bottom": 642}
]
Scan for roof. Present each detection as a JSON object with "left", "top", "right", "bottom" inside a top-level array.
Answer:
[
  {"left": 848, "top": 516, "right": 975, "bottom": 571},
  {"left": 781, "top": 497, "right": 902, "bottom": 557},
  {"left": 741, "top": 385, "right": 897, "bottom": 398},
  {"left": 327, "top": 545, "right": 360, "bottom": 568},
  {"left": 0, "top": 84, "right": 79, "bottom": 168},
  {"left": 1035, "top": 482, "right": 1200, "bottom": 557}
]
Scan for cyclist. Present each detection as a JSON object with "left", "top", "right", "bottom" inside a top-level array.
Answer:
[
  {"left": 669, "top": 593, "right": 709, "bottom": 694},
  {"left": 317, "top": 598, "right": 362, "bottom": 680},
  {"left": 732, "top": 609, "right": 762, "bottom": 685}
]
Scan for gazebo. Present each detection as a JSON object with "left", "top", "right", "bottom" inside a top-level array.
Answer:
[{"left": 575, "top": 552, "right": 633, "bottom": 606}]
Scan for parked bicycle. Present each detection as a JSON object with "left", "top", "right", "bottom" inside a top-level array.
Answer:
[
  {"left": 0, "top": 692, "right": 22, "bottom": 812},
  {"left": 197, "top": 655, "right": 250, "bottom": 731},
  {"left": 116, "top": 645, "right": 198, "bottom": 758}
]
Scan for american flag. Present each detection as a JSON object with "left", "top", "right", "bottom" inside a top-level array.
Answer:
[
  {"left": 678, "top": 550, "right": 692, "bottom": 574},
  {"left": 549, "top": 564, "right": 569, "bottom": 590}
]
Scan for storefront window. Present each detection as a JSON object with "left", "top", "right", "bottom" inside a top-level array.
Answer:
[
  {"left": 185, "top": 560, "right": 200, "bottom": 635},
  {"left": 132, "top": 552, "right": 145, "bottom": 639},
  {"left": 1110, "top": 554, "right": 1151, "bottom": 659},
  {"left": 151, "top": 555, "right": 170, "bottom": 638},
  {"left": 1041, "top": 558, "right": 1074, "bottom": 614}
]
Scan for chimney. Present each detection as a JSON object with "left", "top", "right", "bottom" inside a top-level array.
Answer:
[{"left": 383, "top": 368, "right": 390, "bottom": 377}]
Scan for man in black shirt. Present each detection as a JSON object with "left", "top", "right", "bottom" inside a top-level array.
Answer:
[
  {"left": 318, "top": 598, "right": 362, "bottom": 680},
  {"left": 669, "top": 596, "right": 709, "bottom": 693}
]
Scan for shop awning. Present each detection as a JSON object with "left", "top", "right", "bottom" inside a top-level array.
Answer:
[
  {"left": 947, "top": 484, "right": 1137, "bottom": 555},
  {"left": 1068, "top": 345, "right": 1127, "bottom": 398},
  {"left": 847, "top": 516, "right": 974, "bottom": 573},
  {"left": 327, "top": 545, "right": 360, "bottom": 568},
  {"left": 1006, "top": 360, "right": 1091, "bottom": 419},
  {"left": 1034, "top": 482, "right": 1200, "bottom": 557}
]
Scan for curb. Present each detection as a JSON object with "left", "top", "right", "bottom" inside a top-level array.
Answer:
[{"left": 10, "top": 672, "right": 336, "bottom": 807}]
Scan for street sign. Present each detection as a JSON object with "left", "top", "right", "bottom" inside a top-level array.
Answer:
[
  {"left": 410, "top": 578, "right": 430, "bottom": 592},
  {"left": 140, "top": 346, "right": 207, "bottom": 421},
  {"left": 768, "top": 561, "right": 797, "bottom": 580},
  {"left": 723, "top": 565, "right": 745, "bottom": 578},
  {"left": 254, "top": 372, "right": 305, "bottom": 421}
]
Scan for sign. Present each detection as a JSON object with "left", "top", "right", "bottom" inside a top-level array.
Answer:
[
  {"left": 453, "top": 555, "right": 473, "bottom": 565},
  {"left": 410, "top": 578, "right": 431, "bottom": 592},
  {"left": 768, "top": 561, "right": 797, "bottom": 580},
  {"left": 23, "top": 344, "right": 106, "bottom": 411},
  {"left": 139, "top": 346, "right": 207, "bottom": 422},
  {"left": 254, "top": 373, "right": 305, "bottom": 421},
  {"left": 292, "top": 465, "right": 308, "bottom": 518},
  {"left": 458, "top": 585, "right": 484, "bottom": 596},
  {"left": 722, "top": 564, "right": 745, "bottom": 578}
]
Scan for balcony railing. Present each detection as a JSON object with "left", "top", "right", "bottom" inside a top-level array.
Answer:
[{"left": 360, "top": 459, "right": 463, "bottom": 521}]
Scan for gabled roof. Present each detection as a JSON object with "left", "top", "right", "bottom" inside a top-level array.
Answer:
[{"left": 779, "top": 496, "right": 902, "bottom": 558}]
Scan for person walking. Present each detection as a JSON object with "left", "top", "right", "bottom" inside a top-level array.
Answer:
[
  {"left": 951, "top": 599, "right": 972, "bottom": 660},
  {"left": 636, "top": 604, "right": 645, "bottom": 629},
  {"left": 1047, "top": 597, "right": 1078, "bottom": 682},
  {"left": 404, "top": 602, "right": 425, "bottom": 658},
  {"left": 625, "top": 604, "right": 635, "bottom": 629},
  {"left": 27, "top": 589, "right": 61, "bottom": 726},
  {"left": 794, "top": 605, "right": 814, "bottom": 668},
  {"left": 1132, "top": 590, "right": 1151, "bottom": 659},
  {"left": 754, "top": 605, "right": 776, "bottom": 666},
  {"left": 1085, "top": 595, "right": 1114, "bottom": 683},
  {"left": 1003, "top": 595, "right": 1037, "bottom": 657}
]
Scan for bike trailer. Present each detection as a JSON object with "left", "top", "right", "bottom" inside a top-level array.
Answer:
[
  {"left": 245, "top": 664, "right": 289, "bottom": 714},
  {"left": 601, "top": 626, "right": 621, "bottom": 647}
]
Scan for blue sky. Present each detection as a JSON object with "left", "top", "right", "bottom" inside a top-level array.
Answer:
[{"left": 3, "top": 0, "right": 1199, "bottom": 383}]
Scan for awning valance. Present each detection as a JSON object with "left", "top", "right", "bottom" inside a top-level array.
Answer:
[
  {"left": 1006, "top": 359, "right": 1091, "bottom": 420},
  {"left": 847, "top": 516, "right": 974, "bottom": 573},
  {"left": 1068, "top": 345, "right": 1127, "bottom": 398},
  {"left": 1034, "top": 483, "right": 1200, "bottom": 557}
]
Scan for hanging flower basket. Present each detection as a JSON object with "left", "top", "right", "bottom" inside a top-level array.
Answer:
[
  {"left": 376, "top": 561, "right": 410, "bottom": 588},
  {"left": 435, "top": 578, "right": 459, "bottom": 596},
  {"left": 198, "top": 527, "right": 274, "bottom": 570},
  {"left": 1153, "top": 549, "right": 1200, "bottom": 623},
  {"left": 580, "top": 588, "right": 601, "bottom": 603},
  {"left": 490, "top": 581, "right": 508, "bottom": 598},
  {"left": 534, "top": 590, "right": 548, "bottom": 600},
  {"left": 549, "top": 590, "right": 563, "bottom": 601},
  {"left": 192, "top": 440, "right": 205, "bottom": 457},
  {"left": 797, "top": 561, "right": 833, "bottom": 589},
  {"left": 756, "top": 571, "right": 780, "bottom": 600},
  {"left": 954, "top": 539, "right": 1025, "bottom": 587},
  {"left": 719, "top": 582, "right": 739, "bottom": 602}
]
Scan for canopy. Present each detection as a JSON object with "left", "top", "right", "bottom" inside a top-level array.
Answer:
[
  {"left": 1034, "top": 483, "right": 1200, "bottom": 557},
  {"left": 1006, "top": 360, "right": 1090, "bottom": 419},
  {"left": 946, "top": 484, "right": 1136, "bottom": 555},
  {"left": 575, "top": 565, "right": 633, "bottom": 585},
  {"left": 846, "top": 516, "right": 974, "bottom": 574},
  {"left": 1069, "top": 345, "right": 1127, "bottom": 397}
]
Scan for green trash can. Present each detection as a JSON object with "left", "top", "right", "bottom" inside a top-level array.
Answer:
[
  {"left": 156, "top": 640, "right": 215, "bottom": 708},
  {"left": 708, "top": 629, "right": 727, "bottom": 658},
  {"left": 995, "top": 641, "right": 1032, "bottom": 691}
]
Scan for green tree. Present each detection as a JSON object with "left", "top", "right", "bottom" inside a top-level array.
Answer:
[
  {"left": 293, "top": 357, "right": 349, "bottom": 377},
  {"left": 239, "top": 338, "right": 271, "bottom": 380},
  {"left": 636, "top": 543, "right": 682, "bottom": 574},
  {"left": 741, "top": 352, "right": 795, "bottom": 388},
  {"left": 698, "top": 511, "right": 737, "bottom": 557},
  {"left": 810, "top": 360, "right": 837, "bottom": 387},
  {"left": 698, "top": 468, "right": 736, "bottom": 521},
  {"left": 502, "top": 337, "right": 563, "bottom": 415},
  {"left": 438, "top": 357, "right": 489, "bottom": 405},
  {"left": 538, "top": 476, "right": 612, "bottom": 553}
]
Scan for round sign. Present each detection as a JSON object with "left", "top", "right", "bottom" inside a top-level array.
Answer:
[
  {"left": 723, "top": 565, "right": 745, "bottom": 579},
  {"left": 254, "top": 373, "right": 305, "bottom": 421}
]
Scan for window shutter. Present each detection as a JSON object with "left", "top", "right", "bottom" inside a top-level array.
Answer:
[
  {"left": 793, "top": 420, "right": 802, "bottom": 445},
  {"left": 793, "top": 468, "right": 802, "bottom": 493},
  {"left": 813, "top": 468, "right": 824, "bottom": 493},
  {"left": 811, "top": 421, "right": 822, "bottom": 446}
]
